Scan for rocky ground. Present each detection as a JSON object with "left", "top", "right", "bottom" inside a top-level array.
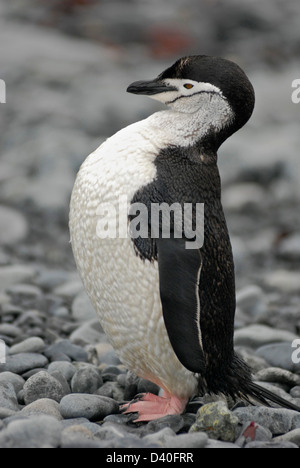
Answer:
[{"left": 0, "top": 0, "right": 299, "bottom": 449}]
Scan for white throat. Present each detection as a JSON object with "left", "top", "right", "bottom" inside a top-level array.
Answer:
[{"left": 146, "top": 92, "right": 234, "bottom": 148}]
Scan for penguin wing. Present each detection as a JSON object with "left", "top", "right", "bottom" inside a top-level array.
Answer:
[{"left": 157, "top": 237, "right": 205, "bottom": 373}]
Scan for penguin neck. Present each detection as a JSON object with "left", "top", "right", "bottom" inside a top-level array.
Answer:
[{"left": 148, "top": 97, "right": 234, "bottom": 151}]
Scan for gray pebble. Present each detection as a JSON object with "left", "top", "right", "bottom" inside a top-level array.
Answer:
[
  {"left": 44, "top": 339, "right": 87, "bottom": 362},
  {"left": 72, "top": 291, "right": 97, "bottom": 322},
  {"left": 147, "top": 415, "right": 185, "bottom": 434},
  {"left": 142, "top": 427, "right": 176, "bottom": 446},
  {"left": 255, "top": 367, "right": 300, "bottom": 388},
  {"left": 0, "top": 353, "right": 48, "bottom": 374},
  {"left": 21, "top": 398, "right": 63, "bottom": 420},
  {"left": 60, "top": 393, "right": 119, "bottom": 421},
  {"left": 205, "top": 439, "right": 240, "bottom": 448},
  {"left": 236, "top": 284, "right": 266, "bottom": 318},
  {"left": 234, "top": 406, "right": 300, "bottom": 435},
  {"left": 0, "top": 205, "right": 28, "bottom": 246},
  {"left": 256, "top": 342, "right": 300, "bottom": 373},
  {"left": 23, "top": 370, "right": 67, "bottom": 404},
  {"left": 235, "top": 421, "right": 272, "bottom": 447},
  {"left": 245, "top": 441, "right": 298, "bottom": 448},
  {"left": 95, "top": 381, "right": 125, "bottom": 401},
  {"left": 164, "top": 431, "right": 209, "bottom": 448},
  {"left": 0, "top": 324, "right": 21, "bottom": 338},
  {"left": 0, "top": 415, "right": 62, "bottom": 448},
  {"left": 9, "top": 337, "right": 45, "bottom": 355},
  {"left": 69, "top": 319, "right": 105, "bottom": 346},
  {"left": 273, "top": 428, "right": 300, "bottom": 447},
  {"left": 0, "top": 372, "right": 25, "bottom": 394},
  {"left": 0, "top": 265, "right": 36, "bottom": 292},
  {"left": 0, "top": 382, "right": 19, "bottom": 411},
  {"left": 291, "top": 386, "right": 300, "bottom": 398},
  {"left": 61, "top": 424, "right": 96, "bottom": 446},
  {"left": 234, "top": 324, "right": 298, "bottom": 348},
  {"left": 47, "top": 361, "right": 76, "bottom": 382},
  {"left": 71, "top": 367, "right": 103, "bottom": 394}
]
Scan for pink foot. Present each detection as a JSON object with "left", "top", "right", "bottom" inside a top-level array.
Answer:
[{"left": 120, "top": 392, "right": 188, "bottom": 422}]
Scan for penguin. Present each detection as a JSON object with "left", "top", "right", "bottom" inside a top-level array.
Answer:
[{"left": 69, "top": 55, "right": 300, "bottom": 421}]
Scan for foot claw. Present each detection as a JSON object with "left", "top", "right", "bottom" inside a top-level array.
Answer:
[{"left": 119, "top": 392, "right": 187, "bottom": 422}]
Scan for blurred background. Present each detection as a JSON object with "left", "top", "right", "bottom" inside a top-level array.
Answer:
[{"left": 0, "top": 0, "right": 299, "bottom": 334}]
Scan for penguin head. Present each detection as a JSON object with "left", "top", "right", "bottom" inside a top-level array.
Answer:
[{"left": 127, "top": 55, "right": 255, "bottom": 142}]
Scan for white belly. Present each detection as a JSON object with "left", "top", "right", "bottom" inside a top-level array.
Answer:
[{"left": 69, "top": 117, "right": 198, "bottom": 399}]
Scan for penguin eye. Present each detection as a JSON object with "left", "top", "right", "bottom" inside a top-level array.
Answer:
[{"left": 184, "top": 83, "right": 194, "bottom": 89}]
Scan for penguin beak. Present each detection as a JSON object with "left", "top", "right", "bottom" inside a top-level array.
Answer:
[{"left": 127, "top": 79, "right": 177, "bottom": 96}]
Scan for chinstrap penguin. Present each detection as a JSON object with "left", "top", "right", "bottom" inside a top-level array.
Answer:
[{"left": 70, "top": 55, "right": 300, "bottom": 421}]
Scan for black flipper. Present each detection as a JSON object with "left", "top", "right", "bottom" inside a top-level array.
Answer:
[{"left": 157, "top": 237, "right": 205, "bottom": 374}]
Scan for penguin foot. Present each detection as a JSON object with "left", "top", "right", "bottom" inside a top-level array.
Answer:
[{"left": 120, "top": 392, "right": 187, "bottom": 422}]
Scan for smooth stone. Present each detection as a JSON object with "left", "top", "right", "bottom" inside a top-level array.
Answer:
[
  {"left": 0, "top": 353, "right": 48, "bottom": 375},
  {"left": 278, "top": 233, "right": 300, "bottom": 260},
  {"left": 234, "top": 324, "right": 298, "bottom": 348},
  {"left": 235, "top": 421, "right": 272, "bottom": 447},
  {"left": 234, "top": 406, "right": 300, "bottom": 435},
  {"left": 71, "top": 367, "right": 103, "bottom": 394},
  {"left": 0, "top": 265, "right": 36, "bottom": 292},
  {"left": 21, "top": 398, "right": 63, "bottom": 420},
  {"left": 72, "top": 291, "right": 97, "bottom": 322},
  {"left": 273, "top": 428, "right": 300, "bottom": 447},
  {"left": 164, "top": 432, "right": 209, "bottom": 448},
  {"left": 69, "top": 319, "right": 105, "bottom": 346},
  {"left": 255, "top": 367, "right": 300, "bottom": 388},
  {"left": 23, "top": 371, "right": 66, "bottom": 404},
  {"left": 6, "top": 283, "right": 42, "bottom": 298},
  {"left": 291, "top": 387, "right": 300, "bottom": 398},
  {"left": 189, "top": 401, "right": 239, "bottom": 442},
  {"left": 44, "top": 339, "right": 87, "bottom": 362},
  {"left": 9, "top": 337, "right": 45, "bottom": 355},
  {"left": 0, "top": 382, "right": 19, "bottom": 411},
  {"left": 256, "top": 342, "right": 300, "bottom": 373},
  {"left": 0, "top": 407, "right": 18, "bottom": 419},
  {"left": 60, "top": 394, "right": 119, "bottom": 421},
  {"left": 94, "top": 422, "right": 137, "bottom": 441},
  {"left": 95, "top": 381, "right": 125, "bottom": 401},
  {"left": 236, "top": 285, "right": 266, "bottom": 317},
  {"left": 47, "top": 361, "right": 76, "bottom": 382},
  {"left": 264, "top": 269, "right": 300, "bottom": 293},
  {"left": 0, "top": 206, "right": 28, "bottom": 245},
  {"left": 0, "top": 372, "right": 25, "bottom": 394},
  {"left": 0, "top": 324, "right": 21, "bottom": 338},
  {"left": 205, "top": 440, "right": 240, "bottom": 448},
  {"left": 53, "top": 280, "right": 83, "bottom": 299},
  {"left": 245, "top": 441, "right": 298, "bottom": 448},
  {"left": 61, "top": 424, "right": 95, "bottom": 446},
  {"left": 142, "top": 427, "right": 176, "bottom": 447},
  {"left": 146, "top": 415, "right": 185, "bottom": 434},
  {"left": 222, "top": 183, "right": 267, "bottom": 211},
  {"left": 0, "top": 415, "right": 62, "bottom": 448}
]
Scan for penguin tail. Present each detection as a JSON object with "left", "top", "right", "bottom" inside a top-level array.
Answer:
[
  {"left": 246, "top": 381, "right": 300, "bottom": 412},
  {"left": 202, "top": 354, "right": 300, "bottom": 412}
]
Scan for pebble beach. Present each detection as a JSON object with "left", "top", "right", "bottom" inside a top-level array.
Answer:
[{"left": 0, "top": 0, "right": 300, "bottom": 449}]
